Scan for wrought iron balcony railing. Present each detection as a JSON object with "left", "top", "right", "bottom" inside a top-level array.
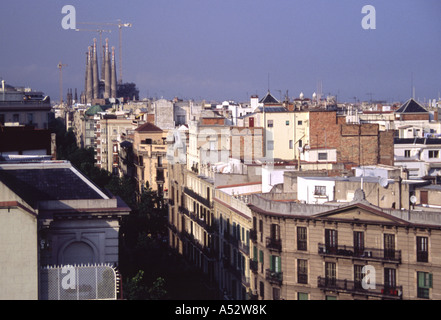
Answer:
[
  {"left": 266, "top": 269, "right": 283, "bottom": 286},
  {"left": 317, "top": 276, "right": 403, "bottom": 299},
  {"left": 318, "top": 243, "right": 401, "bottom": 263},
  {"left": 266, "top": 237, "right": 282, "bottom": 252}
]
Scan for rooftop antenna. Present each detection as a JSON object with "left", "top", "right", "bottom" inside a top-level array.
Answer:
[{"left": 267, "top": 73, "right": 270, "bottom": 92}]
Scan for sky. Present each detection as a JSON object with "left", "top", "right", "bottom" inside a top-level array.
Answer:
[{"left": 0, "top": 0, "right": 440, "bottom": 104}]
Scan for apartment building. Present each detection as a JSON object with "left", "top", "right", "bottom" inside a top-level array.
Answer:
[
  {"left": 248, "top": 190, "right": 441, "bottom": 300},
  {"left": 96, "top": 115, "right": 137, "bottom": 174},
  {"left": 394, "top": 138, "right": 441, "bottom": 179},
  {"left": 133, "top": 122, "right": 169, "bottom": 196},
  {"left": 0, "top": 82, "right": 52, "bottom": 130}
]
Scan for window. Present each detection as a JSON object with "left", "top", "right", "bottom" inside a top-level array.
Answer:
[
  {"left": 285, "top": 120, "right": 289, "bottom": 126},
  {"left": 384, "top": 234, "right": 396, "bottom": 259},
  {"left": 267, "top": 120, "right": 273, "bottom": 128},
  {"left": 318, "top": 152, "right": 328, "bottom": 160},
  {"left": 267, "top": 140, "right": 274, "bottom": 151},
  {"left": 297, "top": 259, "right": 308, "bottom": 284},
  {"left": 298, "top": 120, "right": 303, "bottom": 126},
  {"left": 270, "top": 255, "right": 281, "bottom": 273},
  {"left": 13, "top": 114, "right": 19, "bottom": 122},
  {"left": 298, "top": 140, "right": 303, "bottom": 148},
  {"left": 325, "top": 229, "right": 338, "bottom": 254},
  {"left": 384, "top": 268, "right": 396, "bottom": 289},
  {"left": 297, "top": 227, "right": 307, "bottom": 251},
  {"left": 27, "top": 113, "right": 33, "bottom": 125},
  {"left": 417, "top": 272, "right": 432, "bottom": 299},
  {"left": 416, "top": 236, "right": 428, "bottom": 262},
  {"left": 272, "top": 287, "right": 280, "bottom": 300},
  {"left": 270, "top": 224, "right": 280, "bottom": 240},
  {"left": 353, "top": 231, "right": 365, "bottom": 256},
  {"left": 289, "top": 140, "right": 293, "bottom": 149},
  {"left": 325, "top": 262, "right": 336, "bottom": 286},
  {"left": 354, "top": 265, "right": 365, "bottom": 289},
  {"left": 298, "top": 292, "right": 309, "bottom": 300},
  {"left": 326, "top": 295, "right": 337, "bottom": 300},
  {"left": 314, "top": 186, "right": 326, "bottom": 196},
  {"left": 259, "top": 281, "right": 264, "bottom": 299},
  {"left": 429, "top": 150, "right": 439, "bottom": 159},
  {"left": 404, "top": 150, "right": 411, "bottom": 158}
]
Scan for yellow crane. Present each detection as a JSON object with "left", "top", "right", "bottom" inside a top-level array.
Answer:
[
  {"left": 57, "top": 62, "right": 68, "bottom": 106},
  {"left": 77, "top": 20, "right": 132, "bottom": 84}
]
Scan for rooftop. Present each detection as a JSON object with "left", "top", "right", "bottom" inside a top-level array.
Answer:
[
  {"left": 395, "top": 98, "right": 428, "bottom": 114},
  {"left": 0, "top": 161, "right": 109, "bottom": 209}
]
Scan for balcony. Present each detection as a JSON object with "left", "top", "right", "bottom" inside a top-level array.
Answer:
[
  {"left": 184, "top": 187, "right": 212, "bottom": 208},
  {"left": 317, "top": 277, "right": 403, "bottom": 300},
  {"left": 266, "top": 237, "right": 282, "bottom": 252},
  {"left": 250, "top": 259, "right": 258, "bottom": 273},
  {"left": 178, "top": 206, "right": 190, "bottom": 217},
  {"left": 265, "top": 269, "right": 283, "bottom": 286},
  {"left": 318, "top": 243, "right": 401, "bottom": 264}
]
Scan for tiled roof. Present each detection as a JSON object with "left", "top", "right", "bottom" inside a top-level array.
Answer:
[
  {"left": 135, "top": 122, "right": 163, "bottom": 132},
  {"left": 395, "top": 98, "right": 428, "bottom": 113},
  {"left": 259, "top": 91, "right": 280, "bottom": 104}
]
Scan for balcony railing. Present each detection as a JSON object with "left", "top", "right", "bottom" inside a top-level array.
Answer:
[
  {"left": 178, "top": 206, "right": 190, "bottom": 217},
  {"left": 266, "top": 237, "right": 282, "bottom": 252},
  {"left": 250, "top": 259, "right": 258, "bottom": 273},
  {"left": 184, "top": 187, "right": 212, "bottom": 208},
  {"left": 318, "top": 243, "right": 401, "bottom": 263},
  {"left": 317, "top": 277, "right": 403, "bottom": 299},
  {"left": 265, "top": 269, "right": 283, "bottom": 286}
]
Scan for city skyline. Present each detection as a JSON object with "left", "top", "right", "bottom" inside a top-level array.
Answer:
[{"left": 0, "top": 0, "right": 440, "bottom": 103}]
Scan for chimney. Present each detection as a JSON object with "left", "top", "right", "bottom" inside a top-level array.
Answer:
[
  {"left": 92, "top": 38, "right": 99, "bottom": 100},
  {"left": 86, "top": 46, "right": 93, "bottom": 103},
  {"left": 111, "top": 46, "right": 117, "bottom": 99},
  {"left": 1, "top": 80, "right": 5, "bottom": 101},
  {"left": 104, "top": 38, "right": 111, "bottom": 99}
]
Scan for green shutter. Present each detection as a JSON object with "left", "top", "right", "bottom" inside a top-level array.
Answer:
[
  {"left": 270, "top": 255, "right": 274, "bottom": 271},
  {"left": 428, "top": 273, "right": 433, "bottom": 288},
  {"left": 253, "top": 246, "right": 258, "bottom": 261},
  {"left": 259, "top": 250, "right": 263, "bottom": 263}
]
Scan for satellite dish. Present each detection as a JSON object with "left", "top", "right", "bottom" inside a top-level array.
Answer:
[
  {"left": 410, "top": 195, "right": 417, "bottom": 204},
  {"left": 379, "top": 177, "right": 389, "bottom": 188}
]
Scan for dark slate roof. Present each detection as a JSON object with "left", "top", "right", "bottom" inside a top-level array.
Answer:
[
  {"left": 395, "top": 98, "right": 428, "bottom": 113},
  {"left": 256, "top": 106, "right": 287, "bottom": 113},
  {"left": 259, "top": 91, "right": 280, "bottom": 104},
  {"left": 0, "top": 168, "right": 106, "bottom": 208},
  {"left": 135, "top": 122, "right": 163, "bottom": 132},
  {"left": 394, "top": 138, "right": 441, "bottom": 145}
]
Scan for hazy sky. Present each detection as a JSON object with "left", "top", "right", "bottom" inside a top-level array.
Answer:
[{"left": 0, "top": 0, "right": 440, "bottom": 103}]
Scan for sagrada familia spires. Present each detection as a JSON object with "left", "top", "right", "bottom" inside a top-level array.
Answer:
[{"left": 83, "top": 38, "right": 117, "bottom": 104}]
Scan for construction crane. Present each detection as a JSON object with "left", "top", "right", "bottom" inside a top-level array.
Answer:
[
  {"left": 75, "top": 28, "right": 112, "bottom": 70},
  {"left": 57, "top": 62, "right": 67, "bottom": 106},
  {"left": 78, "top": 20, "right": 132, "bottom": 84}
]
